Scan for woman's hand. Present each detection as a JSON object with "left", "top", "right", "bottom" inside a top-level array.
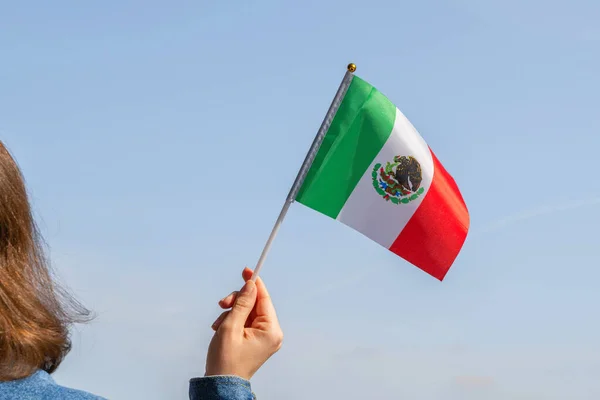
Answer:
[{"left": 205, "top": 268, "right": 283, "bottom": 381}]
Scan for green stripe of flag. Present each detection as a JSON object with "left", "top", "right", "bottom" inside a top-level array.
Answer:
[{"left": 295, "top": 76, "right": 397, "bottom": 218}]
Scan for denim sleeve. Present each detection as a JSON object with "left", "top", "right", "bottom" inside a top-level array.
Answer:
[{"left": 189, "top": 376, "right": 255, "bottom": 400}]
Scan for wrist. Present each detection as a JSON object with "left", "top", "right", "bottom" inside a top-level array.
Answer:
[{"left": 205, "top": 369, "right": 251, "bottom": 381}]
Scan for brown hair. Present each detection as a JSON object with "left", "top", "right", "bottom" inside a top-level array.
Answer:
[{"left": 0, "top": 141, "right": 90, "bottom": 381}]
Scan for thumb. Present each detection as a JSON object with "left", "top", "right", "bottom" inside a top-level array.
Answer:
[{"left": 225, "top": 280, "right": 257, "bottom": 329}]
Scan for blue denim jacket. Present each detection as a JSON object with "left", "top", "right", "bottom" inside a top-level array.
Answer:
[
  {"left": 0, "top": 370, "right": 255, "bottom": 399},
  {"left": 0, "top": 370, "right": 105, "bottom": 400},
  {"left": 190, "top": 376, "right": 255, "bottom": 400}
]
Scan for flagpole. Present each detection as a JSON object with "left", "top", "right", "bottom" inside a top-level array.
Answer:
[{"left": 251, "top": 63, "right": 357, "bottom": 281}]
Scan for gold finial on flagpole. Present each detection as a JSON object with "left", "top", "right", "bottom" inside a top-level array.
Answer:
[{"left": 347, "top": 63, "right": 357, "bottom": 73}]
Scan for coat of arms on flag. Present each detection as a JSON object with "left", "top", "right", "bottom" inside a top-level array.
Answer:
[{"left": 372, "top": 155, "right": 425, "bottom": 204}]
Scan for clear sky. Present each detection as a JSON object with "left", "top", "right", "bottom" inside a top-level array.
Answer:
[{"left": 2, "top": 1, "right": 600, "bottom": 399}]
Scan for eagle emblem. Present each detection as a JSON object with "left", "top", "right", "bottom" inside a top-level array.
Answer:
[{"left": 371, "top": 155, "right": 425, "bottom": 204}]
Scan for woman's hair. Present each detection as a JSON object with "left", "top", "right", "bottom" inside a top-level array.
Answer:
[{"left": 0, "top": 141, "right": 90, "bottom": 381}]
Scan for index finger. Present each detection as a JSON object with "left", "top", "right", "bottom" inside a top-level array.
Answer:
[{"left": 242, "top": 267, "right": 278, "bottom": 319}]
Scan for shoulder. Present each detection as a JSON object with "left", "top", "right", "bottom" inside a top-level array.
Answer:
[
  {"left": 40, "top": 381, "right": 105, "bottom": 400},
  {"left": 0, "top": 370, "right": 106, "bottom": 400}
]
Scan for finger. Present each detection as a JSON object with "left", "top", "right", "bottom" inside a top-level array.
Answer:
[
  {"left": 218, "top": 291, "right": 239, "bottom": 309},
  {"left": 242, "top": 267, "right": 277, "bottom": 320},
  {"left": 221, "top": 280, "right": 257, "bottom": 330},
  {"left": 211, "top": 310, "right": 229, "bottom": 331},
  {"left": 242, "top": 267, "right": 253, "bottom": 281},
  {"left": 242, "top": 268, "right": 270, "bottom": 300}
]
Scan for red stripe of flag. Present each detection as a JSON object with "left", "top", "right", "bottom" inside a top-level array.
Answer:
[{"left": 389, "top": 150, "right": 469, "bottom": 280}]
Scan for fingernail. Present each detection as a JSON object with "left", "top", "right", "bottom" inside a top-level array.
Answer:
[{"left": 240, "top": 280, "right": 255, "bottom": 295}]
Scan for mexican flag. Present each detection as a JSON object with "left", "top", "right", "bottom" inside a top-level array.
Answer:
[{"left": 295, "top": 76, "right": 469, "bottom": 280}]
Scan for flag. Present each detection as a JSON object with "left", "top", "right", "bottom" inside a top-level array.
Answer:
[{"left": 295, "top": 76, "right": 469, "bottom": 280}]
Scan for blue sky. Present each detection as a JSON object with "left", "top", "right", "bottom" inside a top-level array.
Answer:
[{"left": 2, "top": 0, "right": 600, "bottom": 398}]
